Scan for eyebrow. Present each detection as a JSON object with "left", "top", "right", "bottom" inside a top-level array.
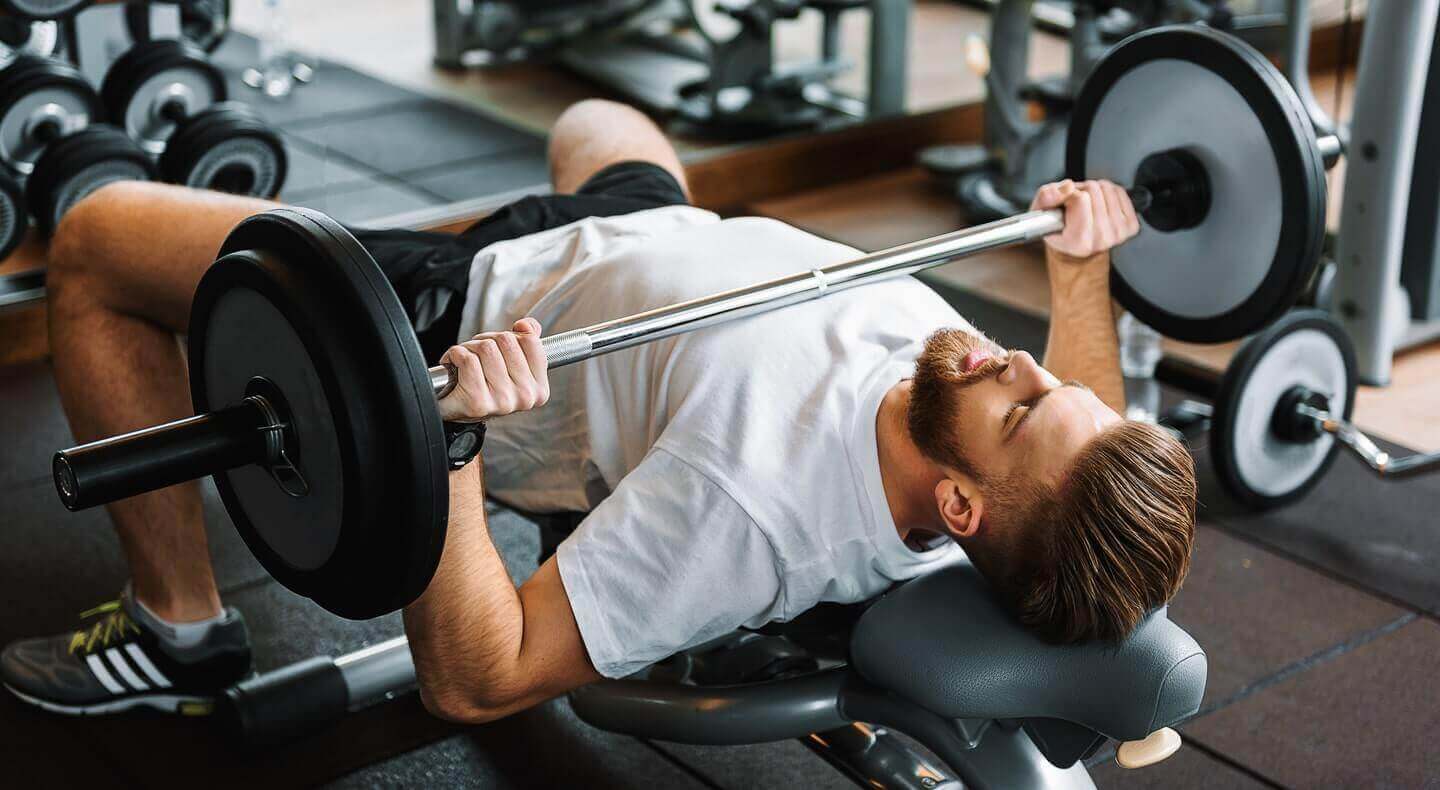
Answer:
[{"left": 1005, "top": 381, "right": 1089, "bottom": 444}]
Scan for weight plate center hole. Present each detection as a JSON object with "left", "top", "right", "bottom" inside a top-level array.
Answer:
[
  {"left": 242, "top": 376, "right": 309, "bottom": 497},
  {"left": 210, "top": 162, "right": 258, "bottom": 195},
  {"left": 1133, "top": 148, "right": 1211, "bottom": 233},
  {"left": 1271, "top": 385, "right": 1330, "bottom": 444}
]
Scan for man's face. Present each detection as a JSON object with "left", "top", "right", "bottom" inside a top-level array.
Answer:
[{"left": 914, "top": 331, "right": 1121, "bottom": 492}]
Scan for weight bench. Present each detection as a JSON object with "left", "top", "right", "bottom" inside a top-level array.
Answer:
[{"left": 226, "top": 559, "right": 1205, "bottom": 789}]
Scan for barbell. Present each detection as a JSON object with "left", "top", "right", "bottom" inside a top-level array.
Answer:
[
  {"left": 1206, "top": 309, "right": 1439, "bottom": 510},
  {"left": 53, "top": 26, "right": 1331, "bottom": 618}
]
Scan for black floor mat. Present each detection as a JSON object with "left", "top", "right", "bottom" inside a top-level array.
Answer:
[{"left": 204, "top": 33, "right": 549, "bottom": 225}]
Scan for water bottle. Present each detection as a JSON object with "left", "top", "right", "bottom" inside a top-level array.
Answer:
[
  {"left": 1118, "top": 311, "right": 1163, "bottom": 423},
  {"left": 245, "top": 0, "right": 296, "bottom": 99}
]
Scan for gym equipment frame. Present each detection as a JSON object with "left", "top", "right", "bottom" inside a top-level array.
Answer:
[{"left": 224, "top": 563, "right": 1206, "bottom": 790}]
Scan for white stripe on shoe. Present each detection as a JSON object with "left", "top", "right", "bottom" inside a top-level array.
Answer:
[
  {"left": 85, "top": 654, "right": 126, "bottom": 695},
  {"left": 124, "top": 643, "right": 173, "bottom": 688},
  {"left": 105, "top": 647, "right": 149, "bottom": 692},
  {"left": 5, "top": 683, "right": 213, "bottom": 717}
]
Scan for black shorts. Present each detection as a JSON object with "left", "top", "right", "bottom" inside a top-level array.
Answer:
[{"left": 350, "top": 161, "right": 689, "bottom": 364}]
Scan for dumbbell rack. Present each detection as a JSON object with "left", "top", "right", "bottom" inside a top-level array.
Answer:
[
  {"left": 0, "top": 2, "right": 183, "bottom": 260},
  {"left": 0, "top": 1, "right": 282, "bottom": 270}
]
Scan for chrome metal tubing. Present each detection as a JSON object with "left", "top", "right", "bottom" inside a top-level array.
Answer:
[
  {"left": 335, "top": 635, "right": 416, "bottom": 710},
  {"left": 427, "top": 208, "right": 1066, "bottom": 396},
  {"left": 1315, "top": 133, "right": 1344, "bottom": 170},
  {"left": 569, "top": 668, "right": 852, "bottom": 745},
  {"left": 1299, "top": 405, "right": 1440, "bottom": 478}
]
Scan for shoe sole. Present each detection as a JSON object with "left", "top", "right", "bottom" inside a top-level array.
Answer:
[{"left": 4, "top": 683, "right": 215, "bottom": 716}]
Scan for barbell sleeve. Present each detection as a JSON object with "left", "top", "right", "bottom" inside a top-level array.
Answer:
[
  {"left": 54, "top": 400, "right": 274, "bottom": 511},
  {"left": 428, "top": 187, "right": 1156, "bottom": 398}
]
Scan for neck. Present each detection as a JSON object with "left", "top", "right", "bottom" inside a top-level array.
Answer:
[{"left": 875, "top": 380, "right": 944, "bottom": 542}]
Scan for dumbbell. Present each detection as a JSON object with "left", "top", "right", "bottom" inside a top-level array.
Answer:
[
  {"left": 101, "top": 39, "right": 285, "bottom": 198},
  {"left": 0, "top": 54, "right": 153, "bottom": 245},
  {"left": 0, "top": 0, "right": 90, "bottom": 21},
  {"left": 0, "top": 15, "right": 58, "bottom": 67},
  {"left": 125, "top": 0, "right": 231, "bottom": 53},
  {"left": 0, "top": 168, "right": 23, "bottom": 259}
]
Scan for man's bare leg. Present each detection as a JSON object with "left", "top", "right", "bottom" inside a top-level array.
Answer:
[
  {"left": 47, "top": 182, "right": 278, "bottom": 622},
  {"left": 547, "top": 99, "right": 690, "bottom": 198}
]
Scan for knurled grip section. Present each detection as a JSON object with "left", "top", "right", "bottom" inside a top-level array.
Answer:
[{"left": 541, "top": 330, "right": 595, "bottom": 368}]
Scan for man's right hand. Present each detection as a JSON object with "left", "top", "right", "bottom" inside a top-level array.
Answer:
[
  {"left": 438, "top": 317, "right": 550, "bottom": 423},
  {"left": 1030, "top": 179, "right": 1139, "bottom": 264}
]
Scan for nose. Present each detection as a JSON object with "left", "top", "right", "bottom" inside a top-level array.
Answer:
[{"left": 998, "top": 351, "right": 1056, "bottom": 396}]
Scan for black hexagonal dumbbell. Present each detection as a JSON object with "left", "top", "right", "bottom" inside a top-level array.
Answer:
[{"left": 102, "top": 39, "right": 287, "bottom": 198}]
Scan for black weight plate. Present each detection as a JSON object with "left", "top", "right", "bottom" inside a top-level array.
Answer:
[
  {"left": 1210, "top": 309, "right": 1356, "bottom": 510},
  {"left": 191, "top": 208, "right": 447, "bottom": 619},
  {"left": 0, "top": 55, "right": 101, "bottom": 172},
  {"left": 25, "top": 124, "right": 155, "bottom": 235},
  {"left": 0, "top": 0, "right": 89, "bottom": 21},
  {"left": 0, "top": 168, "right": 25, "bottom": 260},
  {"left": 0, "top": 18, "right": 59, "bottom": 67},
  {"left": 1067, "top": 25, "right": 1325, "bottom": 343},
  {"left": 100, "top": 39, "right": 225, "bottom": 152},
  {"left": 159, "top": 102, "right": 286, "bottom": 197}
]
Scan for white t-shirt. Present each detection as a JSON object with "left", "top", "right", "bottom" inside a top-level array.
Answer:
[{"left": 457, "top": 206, "right": 968, "bottom": 678}]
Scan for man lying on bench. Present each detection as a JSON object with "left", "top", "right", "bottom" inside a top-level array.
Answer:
[{"left": 2, "top": 100, "right": 1194, "bottom": 719}]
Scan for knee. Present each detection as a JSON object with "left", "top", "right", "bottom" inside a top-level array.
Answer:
[
  {"left": 48, "top": 181, "right": 150, "bottom": 283},
  {"left": 549, "top": 99, "right": 654, "bottom": 154}
]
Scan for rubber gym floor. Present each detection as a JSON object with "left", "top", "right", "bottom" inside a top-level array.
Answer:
[{"left": 3, "top": 2, "right": 1439, "bottom": 788}]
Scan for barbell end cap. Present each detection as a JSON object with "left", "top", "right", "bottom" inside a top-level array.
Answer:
[
  {"left": 431, "top": 363, "right": 458, "bottom": 400},
  {"left": 1315, "top": 133, "right": 1343, "bottom": 170},
  {"left": 52, "top": 452, "right": 82, "bottom": 512}
]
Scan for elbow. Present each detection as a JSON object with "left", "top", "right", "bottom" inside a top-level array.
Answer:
[
  {"left": 415, "top": 667, "right": 529, "bottom": 725},
  {"left": 418, "top": 687, "right": 503, "bottom": 725}
]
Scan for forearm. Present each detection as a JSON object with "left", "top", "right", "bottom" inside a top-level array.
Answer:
[
  {"left": 403, "top": 460, "right": 527, "bottom": 719},
  {"left": 1042, "top": 249, "right": 1126, "bottom": 411}
]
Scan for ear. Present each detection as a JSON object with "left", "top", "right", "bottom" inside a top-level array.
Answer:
[{"left": 934, "top": 472, "right": 985, "bottom": 539}]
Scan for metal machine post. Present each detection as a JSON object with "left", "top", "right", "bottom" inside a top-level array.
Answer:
[
  {"left": 1329, "top": 0, "right": 1440, "bottom": 384},
  {"left": 867, "top": 0, "right": 911, "bottom": 117}
]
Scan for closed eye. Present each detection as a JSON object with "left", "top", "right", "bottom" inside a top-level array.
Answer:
[
  {"left": 1003, "top": 381, "right": 1089, "bottom": 443},
  {"left": 1001, "top": 403, "right": 1027, "bottom": 436}
]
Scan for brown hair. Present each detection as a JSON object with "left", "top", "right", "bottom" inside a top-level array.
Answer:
[
  {"left": 907, "top": 330, "right": 1195, "bottom": 642},
  {"left": 1010, "top": 421, "right": 1196, "bottom": 643}
]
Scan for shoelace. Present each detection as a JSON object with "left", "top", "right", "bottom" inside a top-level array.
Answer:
[{"left": 67, "top": 600, "right": 140, "bottom": 655}]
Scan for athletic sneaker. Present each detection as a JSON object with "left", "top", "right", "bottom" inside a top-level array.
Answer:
[{"left": 1, "top": 594, "right": 252, "bottom": 716}]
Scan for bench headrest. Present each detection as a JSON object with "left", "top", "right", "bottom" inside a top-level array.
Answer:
[{"left": 849, "top": 562, "right": 1206, "bottom": 743}]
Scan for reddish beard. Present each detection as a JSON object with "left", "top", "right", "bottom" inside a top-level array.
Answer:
[{"left": 908, "top": 328, "right": 1009, "bottom": 481}]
